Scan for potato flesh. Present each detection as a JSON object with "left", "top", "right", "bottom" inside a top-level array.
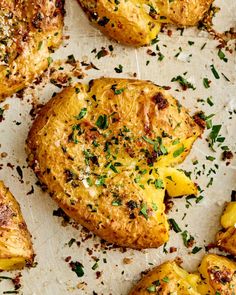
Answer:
[
  {"left": 163, "top": 167, "right": 197, "bottom": 197},
  {"left": 221, "top": 202, "right": 236, "bottom": 228},
  {"left": 0, "top": 258, "right": 26, "bottom": 271}
]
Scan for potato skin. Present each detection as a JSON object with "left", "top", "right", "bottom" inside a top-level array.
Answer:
[
  {"left": 26, "top": 78, "right": 201, "bottom": 249},
  {"left": 217, "top": 227, "right": 236, "bottom": 256},
  {"left": 0, "top": 181, "right": 34, "bottom": 270},
  {"left": 0, "top": 0, "right": 64, "bottom": 102},
  {"left": 78, "top": 0, "right": 213, "bottom": 46}
]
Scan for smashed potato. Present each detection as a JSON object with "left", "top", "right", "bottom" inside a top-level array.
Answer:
[
  {"left": 0, "top": 0, "right": 64, "bottom": 102},
  {"left": 78, "top": 0, "right": 213, "bottom": 46},
  {"left": 129, "top": 261, "right": 200, "bottom": 294},
  {"left": 129, "top": 254, "right": 236, "bottom": 294},
  {"left": 26, "top": 78, "right": 202, "bottom": 249},
  {"left": 0, "top": 181, "right": 34, "bottom": 270},
  {"left": 216, "top": 202, "right": 236, "bottom": 256},
  {"left": 198, "top": 254, "right": 236, "bottom": 294}
]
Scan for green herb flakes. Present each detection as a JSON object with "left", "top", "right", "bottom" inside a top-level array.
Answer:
[
  {"left": 75, "top": 108, "right": 87, "bottom": 120},
  {"left": 154, "top": 179, "right": 164, "bottom": 189},
  {"left": 168, "top": 218, "right": 182, "bottom": 233},
  {"left": 203, "top": 78, "right": 210, "bottom": 88},
  {"left": 210, "top": 64, "right": 220, "bottom": 79},
  {"left": 173, "top": 145, "right": 185, "bottom": 158},
  {"left": 218, "top": 49, "right": 227, "bottom": 62},
  {"left": 96, "top": 114, "right": 108, "bottom": 129},
  {"left": 162, "top": 277, "right": 169, "bottom": 283},
  {"left": 192, "top": 246, "right": 202, "bottom": 254},
  {"left": 146, "top": 285, "right": 156, "bottom": 292},
  {"left": 139, "top": 203, "right": 149, "bottom": 220},
  {"left": 70, "top": 261, "right": 84, "bottom": 277}
]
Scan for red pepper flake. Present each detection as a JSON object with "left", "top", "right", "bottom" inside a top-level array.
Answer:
[
  {"left": 65, "top": 256, "right": 71, "bottom": 262},
  {"left": 167, "top": 29, "right": 172, "bottom": 37}
]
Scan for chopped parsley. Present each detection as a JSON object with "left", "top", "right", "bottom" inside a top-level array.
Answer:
[
  {"left": 114, "top": 64, "right": 123, "bottom": 73},
  {"left": 92, "top": 262, "right": 99, "bottom": 270},
  {"left": 192, "top": 246, "right": 202, "bottom": 254},
  {"left": 173, "top": 145, "right": 185, "bottom": 157},
  {"left": 203, "top": 78, "right": 210, "bottom": 88},
  {"left": 168, "top": 218, "right": 182, "bottom": 233},
  {"left": 75, "top": 108, "right": 87, "bottom": 120},
  {"left": 95, "top": 175, "right": 107, "bottom": 186},
  {"left": 111, "top": 84, "right": 125, "bottom": 95},
  {"left": 47, "top": 56, "right": 53, "bottom": 66},
  {"left": 139, "top": 203, "right": 149, "bottom": 220},
  {"left": 96, "top": 114, "right": 108, "bottom": 129},
  {"left": 146, "top": 285, "right": 156, "bottom": 292},
  {"left": 67, "top": 238, "right": 76, "bottom": 247},
  {"left": 70, "top": 261, "right": 84, "bottom": 277},
  {"left": 162, "top": 277, "right": 169, "bottom": 283},
  {"left": 112, "top": 199, "right": 122, "bottom": 206},
  {"left": 181, "top": 230, "right": 194, "bottom": 248},
  {"left": 218, "top": 49, "right": 227, "bottom": 62},
  {"left": 209, "top": 125, "right": 222, "bottom": 150},
  {"left": 171, "top": 75, "right": 196, "bottom": 90},
  {"left": 154, "top": 179, "right": 164, "bottom": 189},
  {"left": 210, "top": 64, "right": 220, "bottom": 79}
]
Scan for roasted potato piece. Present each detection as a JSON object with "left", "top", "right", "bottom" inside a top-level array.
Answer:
[
  {"left": 216, "top": 202, "right": 236, "bottom": 255},
  {"left": 0, "top": 0, "right": 64, "bottom": 102},
  {"left": 198, "top": 254, "right": 236, "bottom": 294},
  {"left": 0, "top": 181, "right": 34, "bottom": 270},
  {"left": 26, "top": 78, "right": 202, "bottom": 249},
  {"left": 78, "top": 0, "right": 213, "bottom": 46},
  {"left": 129, "top": 255, "right": 236, "bottom": 294},
  {"left": 129, "top": 261, "right": 200, "bottom": 294}
]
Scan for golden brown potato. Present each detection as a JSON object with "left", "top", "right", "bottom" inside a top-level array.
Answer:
[
  {"left": 0, "top": 181, "right": 34, "bottom": 270},
  {"left": 216, "top": 202, "right": 236, "bottom": 255},
  {"left": 0, "top": 0, "right": 64, "bottom": 102},
  {"left": 78, "top": 0, "right": 213, "bottom": 46},
  {"left": 26, "top": 78, "right": 202, "bottom": 249},
  {"left": 129, "top": 254, "right": 236, "bottom": 295},
  {"left": 129, "top": 261, "right": 200, "bottom": 294},
  {"left": 198, "top": 254, "right": 236, "bottom": 295}
]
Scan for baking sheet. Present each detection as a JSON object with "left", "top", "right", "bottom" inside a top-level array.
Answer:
[{"left": 0, "top": 0, "right": 236, "bottom": 294}]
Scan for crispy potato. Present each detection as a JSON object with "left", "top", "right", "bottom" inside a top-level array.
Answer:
[
  {"left": 26, "top": 78, "right": 202, "bottom": 249},
  {"left": 217, "top": 228, "right": 236, "bottom": 256},
  {"left": 129, "top": 261, "right": 200, "bottom": 294},
  {"left": 78, "top": 0, "right": 213, "bottom": 46},
  {"left": 129, "top": 255, "right": 236, "bottom": 294},
  {"left": 216, "top": 202, "right": 236, "bottom": 255},
  {"left": 0, "top": 0, "right": 64, "bottom": 102},
  {"left": 198, "top": 254, "right": 236, "bottom": 294},
  {"left": 0, "top": 181, "right": 34, "bottom": 270}
]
